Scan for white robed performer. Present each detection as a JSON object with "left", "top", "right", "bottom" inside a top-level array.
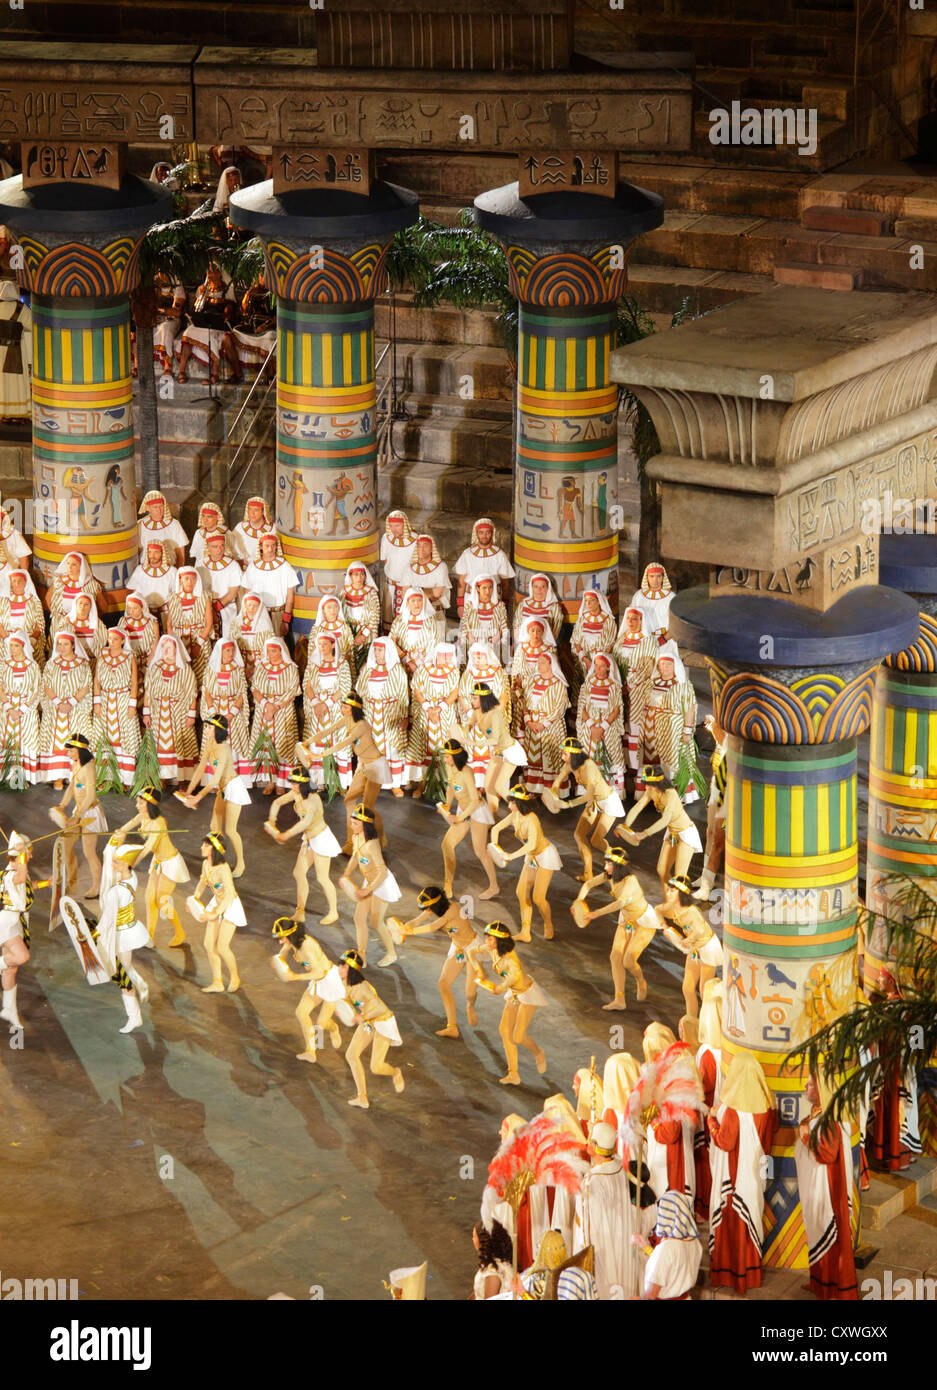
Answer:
[
  {"left": 629, "top": 563, "right": 674, "bottom": 642},
  {"left": 242, "top": 534, "right": 299, "bottom": 637},
  {"left": 230, "top": 496, "right": 276, "bottom": 565},
  {"left": 137, "top": 489, "right": 188, "bottom": 567},
  {"left": 380, "top": 510, "right": 416, "bottom": 626},
  {"left": 572, "top": 1120, "right": 643, "bottom": 1299}
]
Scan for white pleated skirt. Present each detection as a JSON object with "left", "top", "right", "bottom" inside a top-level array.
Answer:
[
  {"left": 156, "top": 852, "right": 189, "bottom": 883},
  {"left": 303, "top": 826, "right": 342, "bottom": 857},
  {"left": 223, "top": 776, "right": 252, "bottom": 806},
  {"left": 373, "top": 871, "right": 402, "bottom": 903}
]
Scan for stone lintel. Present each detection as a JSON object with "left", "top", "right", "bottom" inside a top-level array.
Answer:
[
  {"left": 193, "top": 49, "right": 692, "bottom": 151},
  {"left": 610, "top": 286, "right": 937, "bottom": 401},
  {"left": 0, "top": 43, "right": 196, "bottom": 141}
]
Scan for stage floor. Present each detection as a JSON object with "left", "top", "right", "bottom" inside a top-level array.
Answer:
[{"left": 0, "top": 777, "right": 700, "bottom": 1302}]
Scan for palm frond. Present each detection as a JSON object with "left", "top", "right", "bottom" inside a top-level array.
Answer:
[
  {"left": 94, "top": 737, "right": 123, "bottom": 796},
  {"left": 130, "top": 730, "right": 162, "bottom": 797}
]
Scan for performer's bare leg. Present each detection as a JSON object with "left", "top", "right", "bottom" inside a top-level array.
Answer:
[
  {"left": 217, "top": 919, "right": 239, "bottom": 992},
  {"left": 673, "top": 840, "right": 695, "bottom": 882},
  {"left": 144, "top": 872, "right": 160, "bottom": 941},
  {"left": 532, "top": 867, "right": 554, "bottom": 940},
  {"left": 513, "top": 1002, "right": 546, "bottom": 1074},
  {"left": 656, "top": 839, "right": 676, "bottom": 893},
  {"left": 313, "top": 851, "right": 338, "bottom": 924},
  {"left": 370, "top": 1034, "right": 404, "bottom": 1092},
  {"left": 346, "top": 1024, "right": 371, "bottom": 1107},
  {"left": 353, "top": 898, "right": 370, "bottom": 963},
  {"left": 81, "top": 832, "right": 101, "bottom": 898},
  {"left": 604, "top": 922, "right": 629, "bottom": 1011},
  {"left": 222, "top": 803, "right": 245, "bottom": 877},
  {"left": 153, "top": 871, "right": 185, "bottom": 946},
  {"left": 2, "top": 937, "right": 28, "bottom": 1028},
  {"left": 624, "top": 924, "right": 656, "bottom": 1002},
  {"left": 436, "top": 954, "right": 463, "bottom": 1037},
  {"left": 371, "top": 899, "right": 396, "bottom": 968},
  {"left": 441, "top": 823, "right": 464, "bottom": 897},
  {"left": 293, "top": 848, "right": 311, "bottom": 920},
  {"left": 515, "top": 866, "right": 534, "bottom": 942},
  {"left": 682, "top": 956, "right": 702, "bottom": 1018},
  {"left": 469, "top": 821, "right": 499, "bottom": 898},
  {"left": 343, "top": 766, "right": 367, "bottom": 851},
  {"left": 295, "top": 990, "right": 321, "bottom": 1062},
  {"left": 498, "top": 1000, "right": 521, "bottom": 1084}
]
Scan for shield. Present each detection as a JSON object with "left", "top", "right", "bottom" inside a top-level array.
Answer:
[
  {"left": 47, "top": 835, "right": 68, "bottom": 932},
  {"left": 60, "top": 895, "right": 111, "bottom": 985}
]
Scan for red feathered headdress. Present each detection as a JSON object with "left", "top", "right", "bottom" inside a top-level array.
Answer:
[
  {"left": 621, "top": 1042, "right": 707, "bottom": 1156},
  {"left": 481, "top": 1114, "right": 590, "bottom": 1230}
]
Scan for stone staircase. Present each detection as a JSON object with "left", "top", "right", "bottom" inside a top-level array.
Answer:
[{"left": 861, "top": 1157, "right": 937, "bottom": 1233}]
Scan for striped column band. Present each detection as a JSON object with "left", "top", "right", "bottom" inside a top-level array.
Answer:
[
  {"left": 514, "top": 304, "right": 619, "bottom": 619},
  {"left": 275, "top": 300, "right": 378, "bottom": 633},
  {"left": 722, "top": 737, "right": 859, "bottom": 1267},
  {"left": 31, "top": 296, "right": 137, "bottom": 609},
  {"left": 866, "top": 665, "right": 937, "bottom": 984}
]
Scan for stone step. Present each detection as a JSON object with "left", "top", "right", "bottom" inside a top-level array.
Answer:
[
  {"left": 376, "top": 340, "right": 513, "bottom": 403},
  {"left": 802, "top": 203, "right": 892, "bottom": 235},
  {"left": 626, "top": 264, "right": 774, "bottom": 314},
  {"left": 377, "top": 458, "right": 513, "bottom": 531},
  {"left": 391, "top": 392, "right": 513, "bottom": 426},
  {"left": 895, "top": 216, "right": 937, "bottom": 241},
  {"left": 800, "top": 172, "right": 937, "bottom": 221},
  {"left": 387, "top": 410, "right": 513, "bottom": 471},
  {"left": 617, "top": 161, "right": 811, "bottom": 219},
  {"left": 774, "top": 260, "right": 864, "bottom": 290},
  {"left": 862, "top": 1159, "right": 937, "bottom": 1231},
  {"left": 375, "top": 295, "right": 505, "bottom": 350},
  {"left": 692, "top": 110, "right": 855, "bottom": 171}
]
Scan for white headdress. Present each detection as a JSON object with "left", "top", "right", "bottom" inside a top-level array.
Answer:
[
  {"left": 342, "top": 561, "right": 378, "bottom": 592},
  {"left": 464, "top": 573, "right": 501, "bottom": 609},
  {"left": 52, "top": 628, "right": 90, "bottom": 662},
  {"left": 124, "top": 590, "right": 156, "bottom": 623},
  {"left": 656, "top": 639, "right": 687, "bottom": 683},
  {"left": 579, "top": 588, "right": 613, "bottom": 620},
  {"left": 261, "top": 635, "right": 295, "bottom": 667},
  {"left": 236, "top": 590, "right": 273, "bottom": 633},
  {"left": 533, "top": 647, "right": 568, "bottom": 686},
  {"left": 524, "top": 572, "right": 559, "bottom": 606},
  {"left": 212, "top": 167, "right": 241, "bottom": 215},
  {"left": 401, "top": 587, "right": 433, "bottom": 622},
  {"left": 425, "top": 641, "right": 457, "bottom": 670},
  {"left": 365, "top": 636, "right": 402, "bottom": 673},
  {"left": 208, "top": 635, "right": 244, "bottom": 673},
  {"left": 516, "top": 614, "right": 557, "bottom": 649},
  {"left": 2, "top": 568, "right": 38, "bottom": 601},
  {"left": 468, "top": 640, "right": 502, "bottom": 673},
  {"left": 65, "top": 592, "right": 99, "bottom": 627},
  {"left": 54, "top": 551, "right": 92, "bottom": 583},
  {"left": 585, "top": 650, "right": 622, "bottom": 688},
  {"left": 148, "top": 633, "right": 191, "bottom": 671},
  {"left": 175, "top": 566, "right": 204, "bottom": 598}
]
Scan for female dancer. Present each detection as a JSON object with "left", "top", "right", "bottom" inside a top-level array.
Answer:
[
  {"left": 300, "top": 630, "right": 353, "bottom": 789},
  {"left": 0, "top": 632, "right": 41, "bottom": 782},
  {"left": 166, "top": 566, "right": 213, "bottom": 683},
  {"left": 113, "top": 786, "right": 190, "bottom": 946},
  {"left": 618, "top": 768, "right": 702, "bottom": 892},
  {"left": 573, "top": 845, "right": 662, "bottom": 1009},
  {"left": 200, "top": 637, "right": 251, "bottom": 778},
  {"left": 122, "top": 591, "right": 160, "bottom": 664},
  {"left": 337, "top": 947, "right": 405, "bottom": 1109},
  {"left": 311, "top": 693, "right": 390, "bottom": 853},
  {"left": 474, "top": 921, "right": 547, "bottom": 1086},
  {"left": 407, "top": 640, "right": 460, "bottom": 795},
  {"left": 340, "top": 562, "right": 380, "bottom": 676},
  {"left": 436, "top": 738, "right": 498, "bottom": 899},
  {"left": 577, "top": 652, "right": 626, "bottom": 793},
  {"left": 345, "top": 804, "right": 401, "bottom": 968},
  {"left": 52, "top": 733, "right": 107, "bottom": 898},
  {"left": 549, "top": 735, "right": 625, "bottom": 880},
  {"left": 178, "top": 713, "right": 250, "bottom": 876},
  {"left": 40, "top": 631, "right": 92, "bottom": 788},
  {"left": 490, "top": 784, "right": 560, "bottom": 942},
  {"left": 270, "top": 917, "right": 344, "bottom": 1064},
  {"left": 143, "top": 634, "right": 198, "bottom": 788},
  {"left": 460, "top": 682, "right": 526, "bottom": 815},
  {"left": 355, "top": 637, "right": 409, "bottom": 796},
  {"left": 249, "top": 636, "right": 300, "bottom": 794},
  {"left": 656, "top": 873, "right": 724, "bottom": 1018},
  {"left": 92, "top": 625, "right": 140, "bottom": 787},
  {"left": 570, "top": 588, "right": 616, "bottom": 679},
  {"left": 399, "top": 885, "right": 482, "bottom": 1038},
  {"left": 264, "top": 765, "right": 341, "bottom": 924},
  {"left": 188, "top": 832, "right": 244, "bottom": 992}
]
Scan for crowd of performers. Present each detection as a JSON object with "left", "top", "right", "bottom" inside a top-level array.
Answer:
[{"left": 0, "top": 495, "right": 919, "bottom": 1301}]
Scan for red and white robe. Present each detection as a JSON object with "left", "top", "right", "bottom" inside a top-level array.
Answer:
[
  {"left": 576, "top": 672, "right": 625, "bottom": 791},
  {"left": 355, "top": 664, "right": 408, "bottom": 789},
  {"left": 166, "top": 591, "right": 211, "bottom": 684},
  {"left": 39, "top": 657, "right": 92, "bottom": 781},
  {"left": 249, "top": 660, "right": 300, "bottom": 789},
  {"left": 341, "top": 585, "right": 380, "bottom": 676},
  {"left": 144, "top": 661, "right": 198, "bottom": 780},
  {"left": 648, "top": 1117, "right": 697, "bottom": 1203},
  {"left": 0, "top": 657, "right": 41, "bottom": 781},
  {"left": 695, "top": 1043, "right": 722, "bottom": 1218},
  {"left": 407, "top": 659, "right": 459, "bottom": 784},
  {"left": 301, "top": 658, "right": 353, "bottom": 788},
  {"left": 93, "top": 652, "right": 140, "bottom": 786},
  {"left": 708, "top": 1106, "right": 777, "bottom": 1291},
  {"left": 521, "top": 675, "right": 568, "bottom": 793},
  {"left": 0, "top": 593, "right": 45, "bottom": 668},
  {"left": 200, "top": 665, "right": 252, "bottom": 778},
  {"left": 794, "top": 1113, "right": 859, "bottom": 1300}
]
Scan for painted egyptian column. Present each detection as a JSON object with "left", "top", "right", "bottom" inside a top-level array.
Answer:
[
  {"left": 474, "top": 158, "right": 662, "bottom": 622},
  {"left": 611, "top": 288, "right": 934, "bottom": 1267},
  {"left": 0, "top": 171, "right": 172, "bottom": 610},
  {"left": 230, "top": 165, "right": 418, "bottom": 634}
]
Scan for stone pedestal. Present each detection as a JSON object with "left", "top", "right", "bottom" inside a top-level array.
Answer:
[
  {"left": 229, "top": 179, "right": 418, "bottom": 633},
  {"left": 474, "top": 179, "right": 662, "bottom": 618},
  {"left": 0, "top": 174, "right": 172, "bottom": 609},
  {"left": 866, "top": 532, "right": 937, "bottom": 987}
]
